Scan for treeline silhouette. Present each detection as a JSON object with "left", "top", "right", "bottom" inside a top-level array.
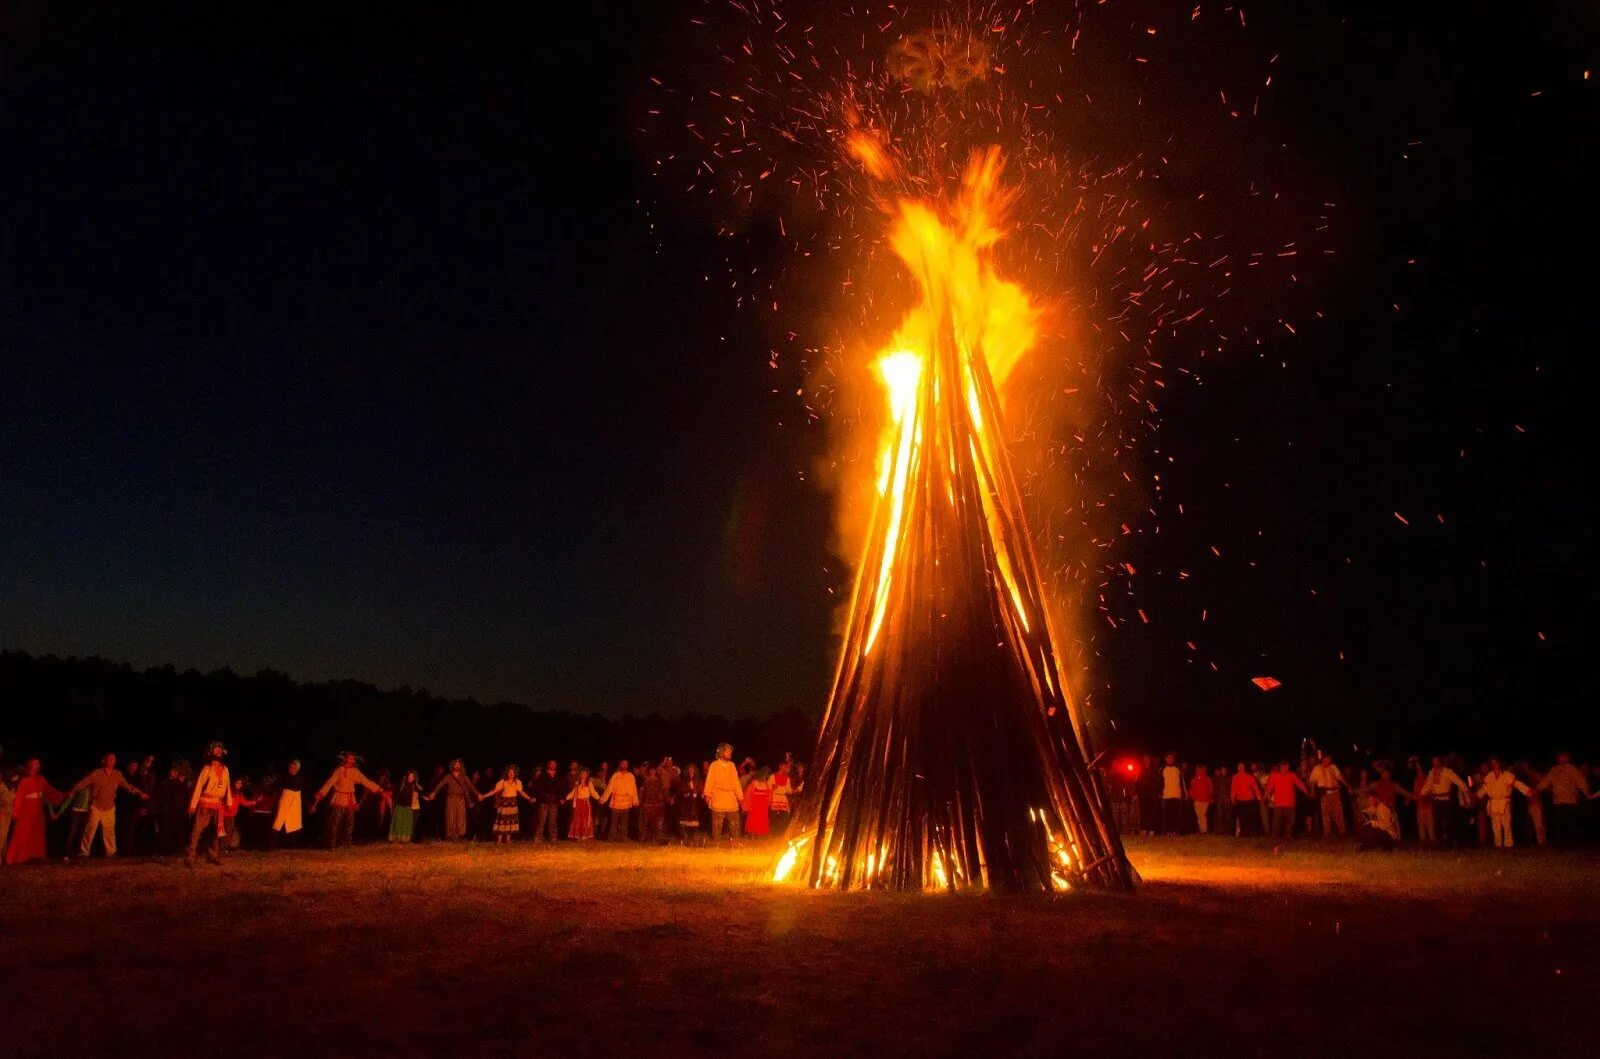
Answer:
[{"left": 0, "top": 651, "right": 819, "bottom": 776}]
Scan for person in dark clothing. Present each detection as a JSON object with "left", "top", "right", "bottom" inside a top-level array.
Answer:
[
  {"left": 558, "top": 761, "right": 580, "bottom": 839},
  {"left": 529, "top": 760, "right": 564, "bottom": 842},
  {"left": 157, "top": 765, "right": 191, "bottom": 855},
  {"left": 116, "top": 759, "right": 146, "bottom": 855},
  {"left": 133, "top": 754, "right": 159, "bottom": 852},
  {"left": 1135, "top": 755, "right": 1161, "bottom": 836}
]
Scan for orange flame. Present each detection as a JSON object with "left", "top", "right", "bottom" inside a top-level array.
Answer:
[{"left": 863, "top": 148, "right": 1042, "bottom": 665}]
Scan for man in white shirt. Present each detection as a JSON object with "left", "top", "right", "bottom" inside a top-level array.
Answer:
[
  {"left": 1477, "top": 758, "right": 1532, "bottom": 848},
  {"left": 186, "top": 742, "right": 233, "bottom": 867},
  {"left": 1308, "top": 755, "right": 1349, "bottom": 837},
  {"left": 602, "top": 760, "right": 639, "bottom": 842},
  {"left": 705, "top": 742, "right": 745, "bottom": 842},
  {"left": 311, "top": 752, "right": 381, "bottom": 850}
]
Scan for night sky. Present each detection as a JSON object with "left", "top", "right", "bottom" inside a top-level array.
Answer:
[{"left": 3, "top": 2, "right": 1594, "bottom": 751}]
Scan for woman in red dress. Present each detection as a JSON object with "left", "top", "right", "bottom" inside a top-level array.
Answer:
[
  {"left": 5, "top": 758, "right": 62, "bottom": 865},
  {"left": 743, "top": 768, "right": 773, "bottom": 837},
  {"left": 564, "top": 769, "right": 601, "bottom": 840}
]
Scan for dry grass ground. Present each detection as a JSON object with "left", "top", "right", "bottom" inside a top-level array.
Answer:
[{"left": 3, "top": 836, "right": 1596, "bottom": 1057}]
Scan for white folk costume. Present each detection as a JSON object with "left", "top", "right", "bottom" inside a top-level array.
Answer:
[
  {"left": 1478, "top": 769, "right": 1532, "bottom": 848},
  {"left": 187, "top": 762, "right": 233, "bottom": 863},
  {"left": 273, "top": 767, "right": 306, "bottom": 835}
]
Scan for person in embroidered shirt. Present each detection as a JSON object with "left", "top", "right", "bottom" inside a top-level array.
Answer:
[
  {"left": 1307, "top": 754, "right": 1350, "bottom": 837},
  {"left": 1229, "top": 762, "right": 1262, "bottom": 836},
  {"left": 62, "top": 753, "right": 147, "bottom": 859},
  {"left": 705, "top": 743, "right": 745, "bottom": 843},
  {"left": 1476, "top": 758, "right": 1532, "bottom": 848},
  {"left": 1188, "top": 766, "right": 1215, "bottom": 834},
  {"left": 601, "top": 760, "right": 639, "bottom": 842},
  {"left": 1264, "top": 761, "right": 1310, "bottom": 838},
  {"left": 186, "top": 742, "right": 233, "bottom": 867},
  {"left": 311, "top": 752, "right": 381, "bottom": 850}
]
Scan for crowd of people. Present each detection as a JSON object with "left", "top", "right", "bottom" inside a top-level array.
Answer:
[
  {"left": 1107, "top": 748, "right": 1600, "bottom": 851},
  {"left": 0, "top": 741, "right": 804, "bottom": 867},
  {"left": 6, "top": 738, "right": 1597, "bottom": 870}
]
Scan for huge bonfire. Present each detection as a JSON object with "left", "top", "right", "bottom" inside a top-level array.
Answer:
[{"left": 773, "top": 123, "right": 1133, "bottom": 892}]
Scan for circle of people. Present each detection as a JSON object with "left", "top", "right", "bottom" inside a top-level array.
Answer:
[
  {"left": 0, "top": 741, "right": 805, "bottom": 867},
  {"left": 1108, "top": 749, "right": 1600, "bottom": 850}
]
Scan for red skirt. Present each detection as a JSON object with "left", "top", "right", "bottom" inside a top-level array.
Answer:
[
  {"left": 4, "top": 797, "right": 48, "bottom": 864},
  {"left": 568, "top": 798, "right": 594, "bottom": 839}
]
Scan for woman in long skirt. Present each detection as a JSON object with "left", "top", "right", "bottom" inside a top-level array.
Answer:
[
  {"left": 743, "top": 768, "right": 773, "bottom": 837},
  {"left": 565, "top": 769, "right": 601, "bottom": 840},
  {"left": 389, "top": 770, "right": 422, "bottom": 842},
  {"left": 4, "top": 759, "right": 62, "bottom": 865},
  {"left": 484, "top": 766, "right": 532, "bottom": 844},
  {"left": 426, "top": 760, "right": 481, "bottom": 840}
]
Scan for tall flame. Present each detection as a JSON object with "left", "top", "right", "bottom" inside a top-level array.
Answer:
[{"left": 865, "top": 149, "right": 1042, "bottom": 657}]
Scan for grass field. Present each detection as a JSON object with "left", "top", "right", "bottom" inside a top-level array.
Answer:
[{"left": 3, "top": 837, "right": 1596, "bottom": 1057}]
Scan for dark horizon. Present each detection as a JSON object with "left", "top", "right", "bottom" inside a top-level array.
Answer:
[{"left": 3, "top": 2, "right": 1595, "bottom": 748}]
